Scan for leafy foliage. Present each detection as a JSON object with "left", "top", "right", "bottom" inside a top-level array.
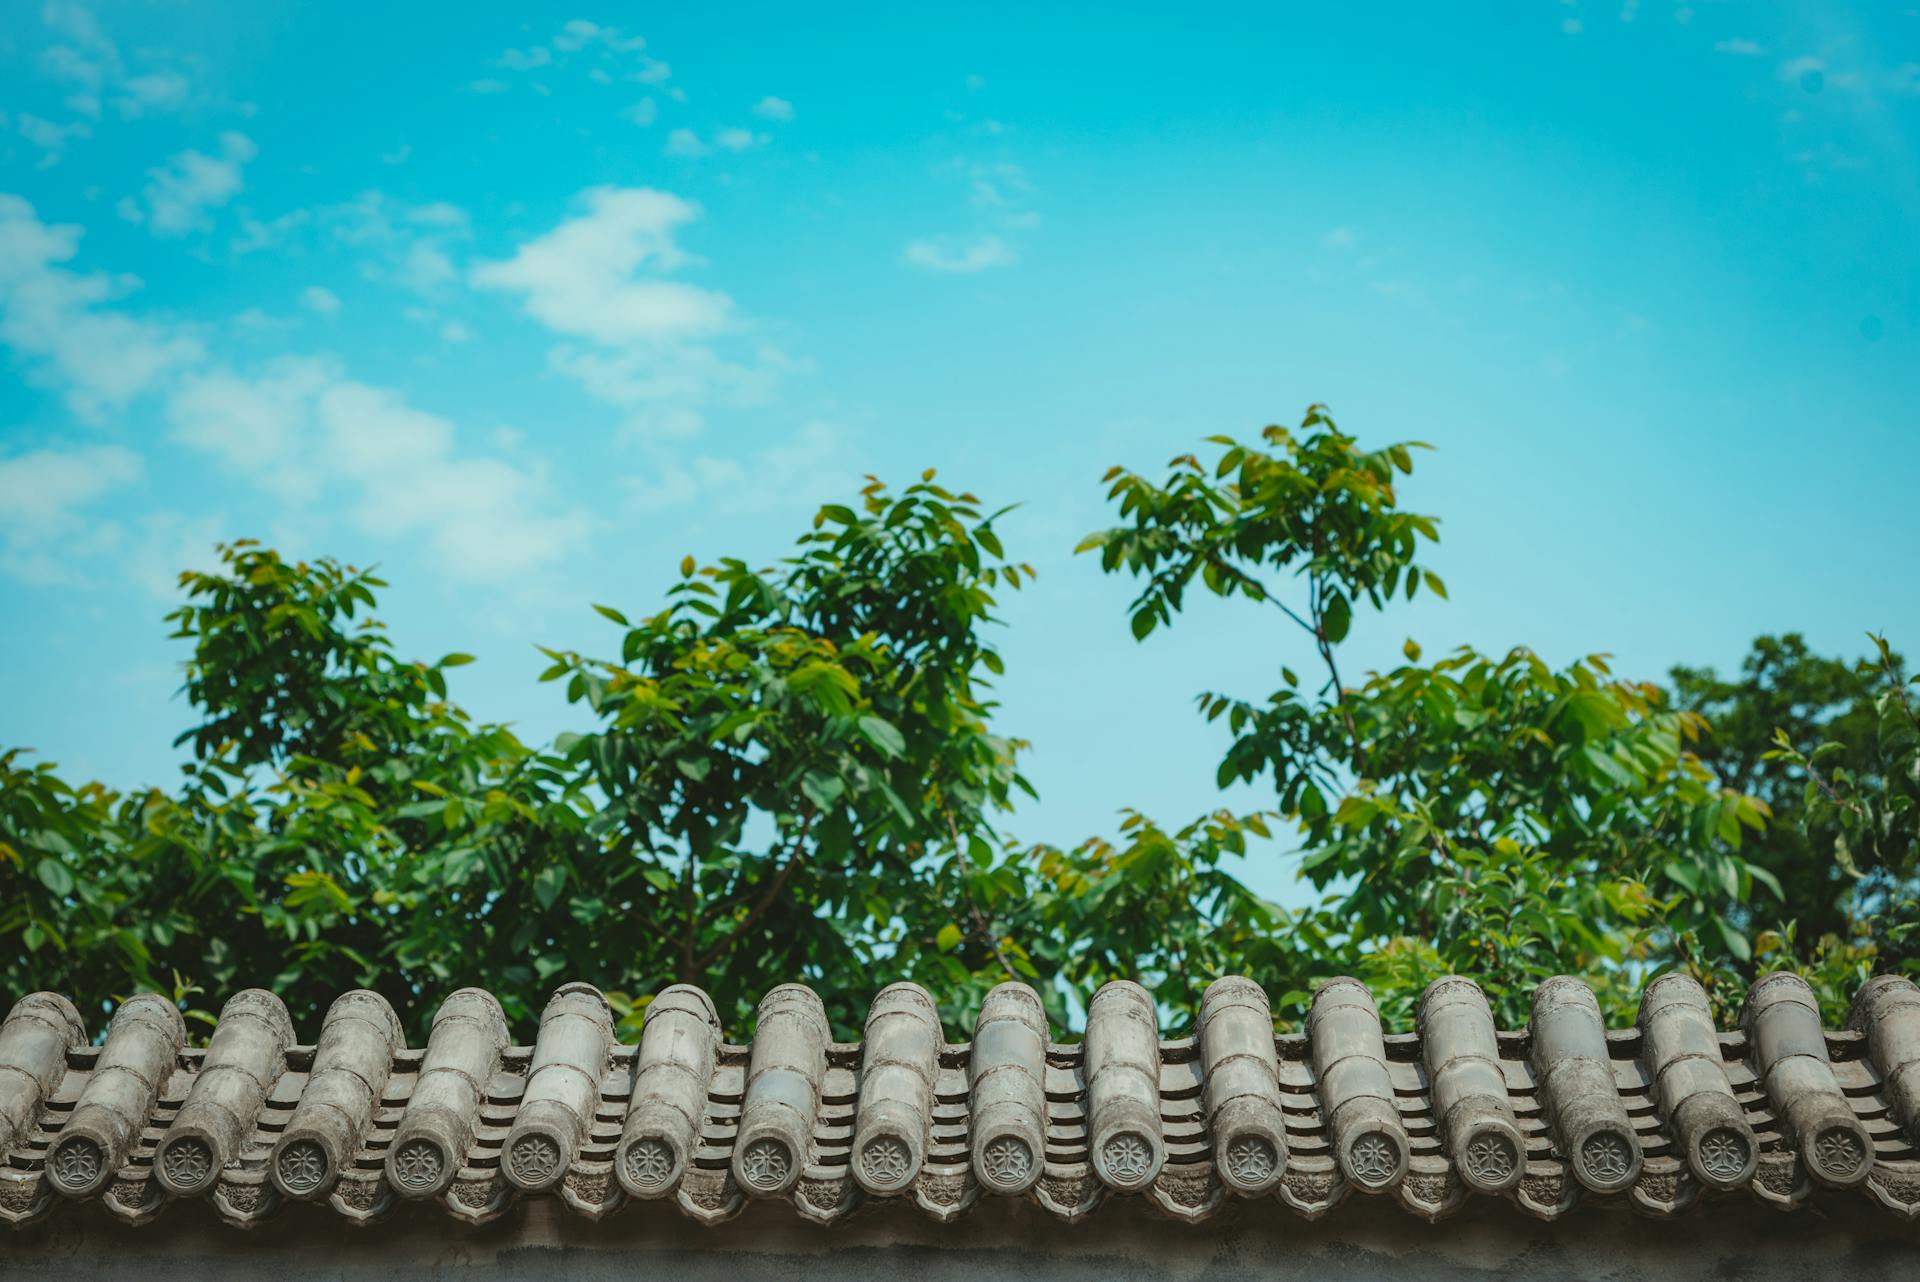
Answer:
[
  {"left": 538, "top": 474, "right": 1034, "bottom": 1029},
  {"left": 2, "top": 415, "right": 1911, "bottom": 1039},
  {"left": 1075, "top": 406, "right": 1840, "bottom": 1026}
]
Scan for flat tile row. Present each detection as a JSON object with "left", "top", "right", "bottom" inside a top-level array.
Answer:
[{"left": 2, "top": 972, "right": 1918, "bottom": 1229}]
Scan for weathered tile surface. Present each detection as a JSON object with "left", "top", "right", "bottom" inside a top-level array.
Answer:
[{"left": 5, "top": 973, "right": 1920, "bottom": 1230}]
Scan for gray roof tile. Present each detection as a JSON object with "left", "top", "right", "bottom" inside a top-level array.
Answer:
[{"left": 4, "top": 972, "right": 1919, "bottom": 1230}]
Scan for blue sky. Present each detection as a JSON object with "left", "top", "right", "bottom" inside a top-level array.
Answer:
[{"left": 2, "top": 3, "right": 1916, "bottom": 909}]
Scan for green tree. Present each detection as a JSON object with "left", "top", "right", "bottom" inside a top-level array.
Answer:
[
  {"left": 3, "top": 415, "right": 1909, "bottom": 1039},
  {"left": 1760, "top": 634, "right": 1920, "bottom": 986},
  {"left": 1670, "top": 635, "right": 1899, "bottom": 936},
  {"left": 540, "top": 474, "right": 1035, "bottom": 1031},
  {"left": 1075, "top": 406, "right": 1777, "bottom": 1024}
]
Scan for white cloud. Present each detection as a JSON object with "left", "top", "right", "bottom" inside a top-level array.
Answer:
[
  {"left": 662, "top": 125, "right": 771, "bottom": 158},
  {"left": 0, "top": 193, "right": 204, "bottom": 420},
  {"left": 623, "top": 98, "right": 659, "bottom": 126},
  {"left": 471, "top": 187, "right": 730, "bottom": 344},
  {"left": 17, "top": 114, "right": 93, "bottom": 166},
  {"left": 664, "top": 128, "right": 707, "bottom": 157},
  {"left": 299, "top": 285, "right": 341, "bottom": 316},
  {"left": 38, "top": 2, "right": 121, "bottom": 97},
  {"left": 116, "top": 71, "right": 190, "bottom": 118},
  {"left": 164, "top": 359, "right": 590, "bottom": 579},
  {"left": 471, "top": 186, "right": 793, "bottom": 439},
  {"left": 499, "top": 45, "right": 552, "bottom": 72},
  {"left": 125, "top": 132, "right": 257, "bottom": 238},
  {"left": 923, "top": 155, "right": 1039, "bottom": 261},
  {"left": 123, "top": 510, "right": 226, "bottom": 598},
  {"left": 965, "top": 160, "right": 1032, "bottom": 211},
  {"left": 319, "top": 382, "right": 587, "bottom": 575},
  {"left": 547, "top": 341, "right": 788, "bottom": 427},
  {"left": 167, "top": 359, "right": 330, "bottom": 490},
  {"left": 0, "top": 443, "right": 143, "bottom": 583},
  {"left": 752, "top": 95, "right": 795, "bottom": 122},
  {"left": 1779, "top": 55, "right": 1866, "bottom": 93},
  {"left": 1322, "top": 226, "right": 1357, "bottom": 249},
  {"left": 904, "top": 234, "right": 1016, "bottom": 274},
  {"left": 1714, "top": 38, "right": 1764, "bottom": 56},
  {"left": 623, "top": 421, "right": 850, "bottom": 516},
  {"left": 0, "top": 196, "right": 583, "bottom": 586},
  {"left": 714, "top": 126, "right": 768, "bottom": 152},
  {"left": 469, "top": 78, "right": 511, "bottom": 94},
  {"left": 326, "top": 191, "right": 471, "bottom": 295},
  {"left": 552, "top": 19, "right": 646, "bottom": 54},
  {"left": 36, "top": 5, "right": 192, "bottom": 123},
  {"left": 491, "top": 18, "right": 655, "bottom": 87},
  {"left": 552, "top": 20, "right": 600, "bottom": 52},
  {"left": 231, "top": 208, "right": 311, "bottom": 256}
]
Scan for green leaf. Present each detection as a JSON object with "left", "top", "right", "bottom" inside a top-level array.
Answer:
[
  {"left": 1322, "top": 592, "right": 1351, "bottom": 644},
  {"left": 1714, "top": 915, "right": 1751, "bottom": 962},
  {"left": 592, "top": 603, "right": 630, "bottom": 626},
  {"left": 438, "top": 652, "right": 477, "bottom": 668},
  {"left": 1663, "top": 859, "right": 1702, "bottom": 896},
  {"left": 935, "top": 923, "right": 963, "bottom": 952},
  {"left": 801, "top": 769, "right": 845, "bottom": 810},
  {"left": 533, "top": 865, "right": 568, "bottom": 910},
  {"left": 1745, "top": 862, "right": 1784, "bottom": 901},
  {"left": 35, "top": 857, "right": 74, "bottom": 898},
  {"left": 856, "top": 715, "right": 906, "bottom": 759}
]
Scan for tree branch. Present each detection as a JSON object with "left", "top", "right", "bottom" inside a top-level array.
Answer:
[
  {"left": 690, "top": 809, "right": 816, "bottom": 974},
  {"left": 950, "top": 813, "right": 1017, "bottom": 982},
  {"left": 1306, "top": 576, "right": 1363, "bottom": 773}
]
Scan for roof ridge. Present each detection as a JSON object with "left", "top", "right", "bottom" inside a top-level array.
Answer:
[{"left": 2, "top": 972, "right": 1917, "bottom": 1229}]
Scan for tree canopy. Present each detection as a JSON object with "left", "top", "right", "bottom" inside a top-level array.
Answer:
[{"left": 3, "top": 408, "right": 1911, "bottom": 1038}]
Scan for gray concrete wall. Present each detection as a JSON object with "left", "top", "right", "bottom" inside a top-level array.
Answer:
[{"left": 4, "top": 1194, "right": 1917, "bottom": 1282}]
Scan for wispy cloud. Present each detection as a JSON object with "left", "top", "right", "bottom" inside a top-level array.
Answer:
[
  {"left": 1778, "top": 55, "right": 1866, "bottom": 94},
  {"left": 622, "top": 420, "right": 852, "bottom": 516},
  {"left": 910, "top": 99, "right": 1041, "bottom": 272},
  {"left": 0, "top": 195, "right": 585, "bottom": 585},
  {"left": 326, "top": 192, "right": 471, "bottom": 295},
  {"left": 0, "top": 193, "right": 204, "bottom": 420},
  {"left": 16, "top": 113, "right": 93, "bottom": 167},
  {"left": 663, "top": 125, "right": 770, "bottom": 157},
  {"left": 299, "top": 285, "right": 341, "bottom": 316},
  {"left": 752, "top": 96, "right": 795, "bottom": 122},
  {"left": 166, "top": 362, "right": 591, "bottom": 578},
  {"left": 1714, "top": 38, "right": 1764, "bottom": 57},
  {"left": 35, "top": 2, "right": 195, "bottom": 123},
  {"left": 904, "top": 234, "right": 1015, "bottom": 274},
  {"left": 119, "top": 132, "right": 258, "bottom": 238},
  {"left": 0, "top": 442, "right": 143, "bottom": 585},
  {"left": 487, "top": 17, "right": 667, "bottom": 91},
  {"left": 664, "top": 127, "right": 708, "bottom": 157}
]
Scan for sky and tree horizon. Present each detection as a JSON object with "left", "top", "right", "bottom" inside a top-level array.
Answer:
[{"left": 2, "top": 3, "right": 1916, "bottom": 910}]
